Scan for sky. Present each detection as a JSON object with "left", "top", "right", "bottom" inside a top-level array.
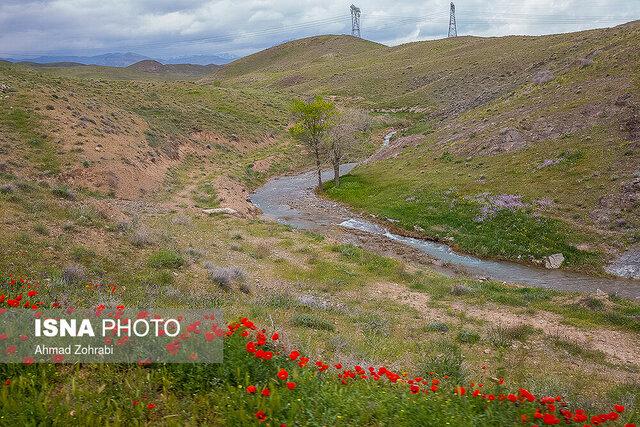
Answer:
[{"left": 1, "top": 0, "right": 639, "bottom": 59}]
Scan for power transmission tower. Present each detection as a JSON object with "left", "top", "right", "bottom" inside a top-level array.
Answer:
[
  {"left": 350, "top": 5, "right": 361, "bottom": 38},
  {"left": 448, "top": 2, "right": 457, "bottom": 37}
]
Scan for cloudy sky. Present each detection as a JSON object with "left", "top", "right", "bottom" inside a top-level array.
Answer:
[{"left": 1, "top": 0, "right": 638, "bottom": 59}]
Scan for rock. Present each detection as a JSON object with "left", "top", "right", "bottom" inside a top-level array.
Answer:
[
  {"left": 203, "top": 207, "right": 238, "bottom": 216},
  {"left": 544, "top": 253, "right": 565, "bottom": 269},
  {"left": 605, "top": 247, "right": 640, "bottom": 279}
]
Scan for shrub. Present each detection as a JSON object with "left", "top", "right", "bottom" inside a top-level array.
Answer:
[
  {"left": 450, "top": 284, "right": 472, "bottom": 296},
  {"left": 486, "top": 325, "right": 536, "bottom": 348},
  {"left": 147, "top": 249, "right": 185, "bottom": 269},
  {"left": 291, "top": 314, "right": 335, "bottom": 331},
  {"left": 456, "top": 329, "right": 480, "bottom": 344},
  {"left": 33, "top": 223, "right": 49, "bottom": 236},
  {"left": 0, "top": 183, "right": 16, "bottom": 194},
  {"left": 130, "top": 229, "right": 154, "bottom": 247},
  {"left": 61, "top": 264, "right": 87, "bottom": 284},
  {"left": 51, "top": 185, "right": 76, "bottom": 200},
  {"left": 251, "top": 243, "right": 272, "bottom": 259},
  {"left": 425, "top": 321, "right": 449, "bottom": 333},
  {"left": 208, "top": 266, "right": 246, "bottom": 292},
  {"left": 185, "top": 247, "right": 205, "bottom": 262}
]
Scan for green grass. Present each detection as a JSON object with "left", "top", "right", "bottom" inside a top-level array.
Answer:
[
  {"left": 147, "top": 249, "right": 185, "bottom": 269},
  {"left": 291, "top": 314, "right": 336, "bottom": 331},
  {"left": 3, "top": 330, "right": 636, "bottom": 426},
  {"left": 325, "top": 174, "right": 599, "bottom": 269}
]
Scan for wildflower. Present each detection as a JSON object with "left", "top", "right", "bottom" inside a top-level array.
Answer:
[
  {"left": 542, "top": 413, "right": 560, "bottom": 425},
  {"left": 277, "top": 368, "right": 289, "bottom": 380},
  {"left": 289, "top": 350, "right": 300, "bottom": 360},
  {"left": 4, "top": 379, "right": 10, "bottom": 386},
  {"left": 334, "top": 363, "right": 343, "bottom": 369},
  {"left": 256, "top": 331, "right": 267, "bottom": 346},
  {"left": 286, "top": 381, "right": 296, "bottom": 390},
  {"left": 132, "top": 400, "right": 140, "bottom": 406},
  {"left": 261, "top": 388, "right": 270, "bottom": 397},
  {"left": 430, "top": 385, "right": 439, "bottom": 392},
  {"left": 146, "top": 403, "right": 156, "bottom": 410},
  {"left": 22, "top": 356, "right": 34, "bottom": 365},
  {"left": 255, "top": 410, "right": 267, "bottom": 422},
  {"left": 271, "top": 332, "right": 279, "bottom": 341},
  {"left": 455, "top": 386, "right": 466, "bottom": 396},
  {"left": 246, "top": 385, "right": 257, "bottom": 394},
  {"left": 27, "top": 290, "right": 37, "bottom": 297},
  {"left": 507, "top": 393, "right": 517, "bottom": 402},
  {"left": 409, "top": 384, "right": 420, "bottom": 394},
  {"left": 614, "top": 404, "right": 625, "bottom": 413}
]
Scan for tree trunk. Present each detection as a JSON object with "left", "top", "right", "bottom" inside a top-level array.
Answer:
[
  {"left": 315, "top": 156, "right": 322, "bottom": 188},
  {"left": 333, "top": 163, "right": 340, "bottom": 186}
]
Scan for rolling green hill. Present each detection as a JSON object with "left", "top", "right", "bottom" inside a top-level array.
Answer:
[{"left": 216, "top": 22, "right": 640, "bottom": 274}]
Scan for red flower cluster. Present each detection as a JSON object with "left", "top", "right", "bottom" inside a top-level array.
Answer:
[{"left": 227, "top": 316, "right": 636, "bottom": 427}]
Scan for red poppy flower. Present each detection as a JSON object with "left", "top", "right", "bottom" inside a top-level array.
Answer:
[
  {"left": 409, "top": 384, "right": 420, "bottom": 394},
  {"left": 146, "top": 403, "right": 156, "bottom": 410},
  {"left": 614, "top": 404, "right": 625, "bottom": 413},
  {"left": 507, "top": 393, "right": 517, "bottom": 402},
  {"left": 455, "top": 386, "right": 466, "bottom": 396},
  {"left": 286, "top": 381, "right": 296, "bottom": 390},
  {"left": 246, "top": 385, "right": 257, "bottom": 394},
  {"left": 277, "top": 368, "right": 289, "bottom": 380},
  {"left": 430, "top": 385, "right": 439, "bottom": 392},
  {"left": 255, "top": 410, "right": 267, "bottom": 422},
  {"left": 289, "top": 350, "right": 300, "bottom": 360},
  {"left": 271, "top": 332, "right": 279, "bottom": 341},
  {"left": 542, "top": 413, "right": 560, "bottom": 425},
  {"left": 261, "top": 388, "right": 270, "bottom": 397}
]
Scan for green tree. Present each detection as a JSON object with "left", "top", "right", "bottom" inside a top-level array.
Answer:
[{"left": 289, "top": 96, "right": 336, "bottom": 188}]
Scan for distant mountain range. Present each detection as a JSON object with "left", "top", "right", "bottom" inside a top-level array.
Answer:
[{"left": 1, "top": 52, "right": 237, "bottom": 67}]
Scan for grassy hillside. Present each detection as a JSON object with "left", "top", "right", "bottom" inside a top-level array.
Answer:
[
  {"left": 1, "top": 26, "right": 640, "bottom": 425},
  {"left": 214, "top": 23, "right": 640, "bottom": 273},
  {"left": 218, "top": 35, "right": 384, "bottom": 81}
]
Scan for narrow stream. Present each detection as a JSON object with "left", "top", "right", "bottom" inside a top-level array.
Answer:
[{"left": 250, "top": 133, "right": 640, "bottom": 299}]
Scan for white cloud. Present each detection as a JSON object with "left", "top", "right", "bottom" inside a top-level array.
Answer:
[{"left": 0, "top": 0, "right": 637, "bottom": 58}]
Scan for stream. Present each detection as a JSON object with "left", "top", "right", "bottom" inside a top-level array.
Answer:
[{"left": 250, "top": 134, "right": 640, "bottom": 299}]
